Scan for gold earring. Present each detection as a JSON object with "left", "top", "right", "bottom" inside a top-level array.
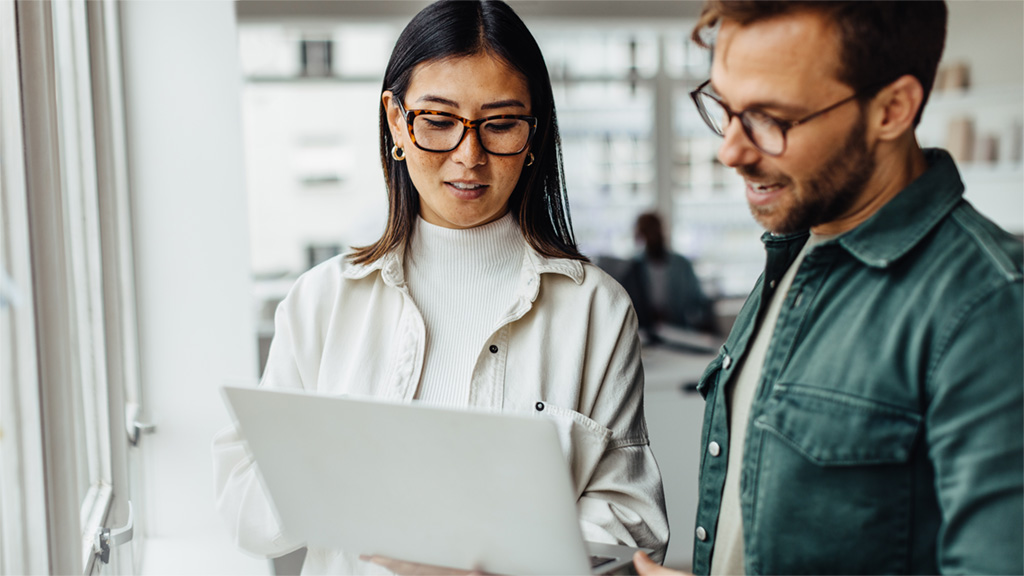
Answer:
[
  {"left": 526, "top": 152, "right": 535, "bottom": 167},
  {"left": 391, "top": 145, "right": 406, "bottom": 161}
]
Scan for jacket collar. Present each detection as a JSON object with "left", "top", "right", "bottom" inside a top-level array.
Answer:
[
  {"left": 342, "top": 245, "right": 407, "bottom": 286},
  {"left": 837, "top": 148, "right": 964, "bottom": 268},
  {"left": 761, "top": 148, "right": 965, "bottom": 268}
]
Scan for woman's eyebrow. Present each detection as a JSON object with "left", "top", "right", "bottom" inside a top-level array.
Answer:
[
  {"left": 414, "top": 94, "right": 526, "bottom": 110},
  {"left": 415, "top": 94, "right": 459, "bottom": 108},
  {"left": 481, "top": 99, "right": 527, "bottom": 110}
]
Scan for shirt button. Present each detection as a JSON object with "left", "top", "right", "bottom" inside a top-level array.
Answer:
[
  {"left": 696, "top": 526, "right": 707, "bottom": 541},
  {"left": 535, "top": 401, "right": 545, "bottom": 411},
  {"left": 769, "top": 279, "right": 777, "bottom": 289},
  {"left": 708, "top": 441, "right": 721, "bottom": 457},
  {"left": 723, "top": 355, "right": 732, "bottom": 370},
  {"left": 489, "top": 345, "right": 498, "bottom": 353}
]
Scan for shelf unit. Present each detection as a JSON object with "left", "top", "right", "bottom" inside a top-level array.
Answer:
[{"left": 918, "top": 83, "right": 1024, "bottom": 234}]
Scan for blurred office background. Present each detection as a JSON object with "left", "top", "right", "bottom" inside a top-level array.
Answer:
[{"left": 1, "top": 1, "right": 1019, "bottom": 575}]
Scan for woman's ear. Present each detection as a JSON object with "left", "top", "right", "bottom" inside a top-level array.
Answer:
[
  {"left": 870, "top": 74, "right": 924, "bottom": 142},
  {"left": 381, "top": 91, "right": 404, "bottom": 145}
]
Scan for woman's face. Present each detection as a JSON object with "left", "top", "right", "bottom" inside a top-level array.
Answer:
[{"left": 383, "top": 52, "right": 532, "bottom": 229}]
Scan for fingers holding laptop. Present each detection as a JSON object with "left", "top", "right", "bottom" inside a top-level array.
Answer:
[
  {"left": 633, "top": 550, "right": 690, "bottom": 576},
  {"left": 361, "top": 554, "right": 492, "bottom": 576}
]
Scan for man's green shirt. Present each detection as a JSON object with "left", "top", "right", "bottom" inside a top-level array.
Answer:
[{"left": 692, "top": 149, "right": 1023, "bottom": 574}]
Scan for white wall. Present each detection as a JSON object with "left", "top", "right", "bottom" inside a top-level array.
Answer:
[
  {"left": 119, "top": 1, "right": 268, "bottom": 572},
  {"left": 944, "top": 0, "right": 1023, "bottom": 87}
]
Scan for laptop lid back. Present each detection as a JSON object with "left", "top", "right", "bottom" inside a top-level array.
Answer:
[{"left": 222, "top": 386, "right": 594, "bottom": 575}]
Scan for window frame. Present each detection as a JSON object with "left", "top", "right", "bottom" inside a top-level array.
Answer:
[
  {"left": 0, "top": 1, "right": 50, "bottom": 572},
  {"left": 3, "top": 1, "right": 143, "bottom": 573}
]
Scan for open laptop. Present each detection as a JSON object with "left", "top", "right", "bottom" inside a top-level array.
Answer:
[{"left": 221, "top": 386, "right": 649, "bottom": 575}]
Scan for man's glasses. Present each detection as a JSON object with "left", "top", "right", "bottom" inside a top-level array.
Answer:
[
  {"left": 689, "top": 79, "right": 870, "bottom": 156},
  {"left": 398, "top": 100, "right": 537, "bottom": 156}
]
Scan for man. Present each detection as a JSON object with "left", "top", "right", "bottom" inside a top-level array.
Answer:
[{"left": 635, "top": 1, "right": 1023, "bottom": 574}]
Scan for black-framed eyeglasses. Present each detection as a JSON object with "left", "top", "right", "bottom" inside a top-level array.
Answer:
[
  {"left": 397, "top": 100, "right": 537, "bottom": 156},
  {"left": 689, "top": 79, "right": 871, "bottom": 156}
]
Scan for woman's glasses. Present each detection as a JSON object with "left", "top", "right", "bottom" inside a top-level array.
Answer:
[{"left": 398, "top": 100, "right": 537, "bottom": 156}]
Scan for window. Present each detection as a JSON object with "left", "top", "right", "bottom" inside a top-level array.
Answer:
[{"left": 1, "top": 1, "right": 143, "bottom": 573}]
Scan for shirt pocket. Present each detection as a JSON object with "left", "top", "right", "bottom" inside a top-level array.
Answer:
[
  {"left": 755, "top": 383, "right": 921, "bottom": 465},
  {"left": 749, "top": 383, "right": 922, "bottom": 574},
  {"left": 531, "top": 401, "right": 612, "bottom": 497}
]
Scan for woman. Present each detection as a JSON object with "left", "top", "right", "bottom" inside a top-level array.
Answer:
[{"left": 213, "top": 1, "right": 669, "bottom": 573}]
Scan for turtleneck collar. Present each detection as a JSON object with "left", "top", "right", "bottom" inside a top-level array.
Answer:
[{"left": 408, "top": 212, "right": 523, "bottom": 270}]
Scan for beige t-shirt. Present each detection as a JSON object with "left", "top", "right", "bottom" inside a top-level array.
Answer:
[{"left": 710, "top": 233, "right": 836, "bottom": 575}]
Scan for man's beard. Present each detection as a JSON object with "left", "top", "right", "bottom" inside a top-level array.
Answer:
[{"left": 744, "top": 117, "right": 875, "bottom": 235}]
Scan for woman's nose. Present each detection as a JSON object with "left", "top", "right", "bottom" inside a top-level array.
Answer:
[{"left": 449, "top": 127, "right": 488, "bottom": 167}]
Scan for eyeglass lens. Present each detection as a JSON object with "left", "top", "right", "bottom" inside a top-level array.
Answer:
[
  {"left": 412, "top": 114, "right": 532, "bottom": 155},
  {"left": 694, "top": 92, "right": 786, "bottom": 156}
]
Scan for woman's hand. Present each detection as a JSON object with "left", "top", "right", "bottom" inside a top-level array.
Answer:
[{"left": 633, "top": 551, "right": 692, "bottom": 576}]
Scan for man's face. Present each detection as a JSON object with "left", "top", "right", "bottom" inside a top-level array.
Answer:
[{"left": 710, "top": 11, "right": 876, "bottom": 235}]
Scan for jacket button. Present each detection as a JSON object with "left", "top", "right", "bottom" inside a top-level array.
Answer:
[
  {"left": 489, "top": 345, "right": 498, "bottom": 353},
  {"left": 696, "top": 526, "right": 707, "bottom": 541},
  {"left": 723, "top": 355, "right": 732, "bottom": 370},
  {"left": 708, "top": 441, "right": 721, "bottom": 457},
  {"left": 535, "top": 401, "right": 545, "bottom": 411},
  {"left": 769, "top": 279, "right": 777, "bottom": 289}
]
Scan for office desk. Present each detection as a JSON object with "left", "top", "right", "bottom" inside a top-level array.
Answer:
[{"left": 642, "top": 343, "right": 716, "bottom": 571}]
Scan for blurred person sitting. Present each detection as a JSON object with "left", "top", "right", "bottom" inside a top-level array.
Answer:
[{"left": 629, "top": 212, "right": 717, "bottom": 338}]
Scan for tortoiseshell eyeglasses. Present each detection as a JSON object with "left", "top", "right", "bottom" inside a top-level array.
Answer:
[{"left": 398, "top": 100, "right": 537, "bottom": 156}]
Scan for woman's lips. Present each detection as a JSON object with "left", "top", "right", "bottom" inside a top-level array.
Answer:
[{"left": 445, "top": 181, "right": 488, "bottom": 200}]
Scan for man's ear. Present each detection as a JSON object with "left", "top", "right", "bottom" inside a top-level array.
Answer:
[{"left": 870, "top": 74, "right": 924, "bottom": 142}]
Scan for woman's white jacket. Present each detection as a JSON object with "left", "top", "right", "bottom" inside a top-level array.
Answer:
[{"left": 213, "top": 241, "right": 670, "bottom": 574}]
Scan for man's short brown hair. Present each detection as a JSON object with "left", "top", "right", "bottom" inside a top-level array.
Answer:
[{"left": 692, "top": 1, "right": 947, "bottom": 125}]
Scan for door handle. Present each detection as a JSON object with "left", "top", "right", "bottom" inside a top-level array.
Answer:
[
  {"left": 94, "top": 500, "right": 133, "bottom": 564},
  {"left": 125, "top": 402, "right": 156, "bottom": 446},
  {"left": 129, "top": 419, "right": 156, "bottom": 446}
]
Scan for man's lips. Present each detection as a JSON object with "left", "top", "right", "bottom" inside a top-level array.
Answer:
[{"left": 745, "top": 180, "right": 787, "bottom": 207}]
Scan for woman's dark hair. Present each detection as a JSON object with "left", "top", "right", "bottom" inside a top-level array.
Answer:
[
  {"left": 350, "top": 0, "right": 586, "bottom": 264},
  {"left": 691, "top": 1, "right": 947, "bottom": 126}
]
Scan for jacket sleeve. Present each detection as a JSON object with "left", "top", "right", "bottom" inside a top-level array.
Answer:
[
  {"left": 576, "top": 290, "right": 671, "bottom": 562},
  {"left": 927, "top": 280, "right": 1023, "bottom": 574},
  {"left": 211, "top": 275, "right": 321, "bottom": 558}
]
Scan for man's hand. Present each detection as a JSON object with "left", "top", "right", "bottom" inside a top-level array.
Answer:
[{"left": 633, "top": 551, "right": 691, "bottom": 576}]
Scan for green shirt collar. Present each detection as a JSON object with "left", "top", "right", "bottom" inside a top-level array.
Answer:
[{"left": 837, "top": 148, "right": 964, "bottom": 268}]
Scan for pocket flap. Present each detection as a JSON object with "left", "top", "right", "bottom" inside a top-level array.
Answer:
[
  {"left": 535, "top": 403, "right": 612, "bottom": 496},
  {"left": 755, "top": 384, "right": 922, "bottom": 466}
]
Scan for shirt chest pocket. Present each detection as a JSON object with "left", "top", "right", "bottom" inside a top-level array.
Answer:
[
  {"left": 531, "top": 402, "right": 612, "bottom": 497},
  {"left": 755, "top": 383, "right": 921, "bottom": 465},
  {"left": 749, "top": 383, "right": 923, "bottom": 574}
]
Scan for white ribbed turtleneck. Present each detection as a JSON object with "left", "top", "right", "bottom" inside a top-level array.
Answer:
[{"left": 404, "top": 213, "right": 524, "bottom": 407}]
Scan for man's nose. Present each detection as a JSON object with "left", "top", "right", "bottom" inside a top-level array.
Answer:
[{"left": 717, "top": 116, "right": 762, "bottom": 168}]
